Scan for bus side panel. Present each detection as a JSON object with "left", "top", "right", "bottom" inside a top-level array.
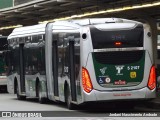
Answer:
[{"left": 143, "top": 24, "right": 153, "bottom": 63}]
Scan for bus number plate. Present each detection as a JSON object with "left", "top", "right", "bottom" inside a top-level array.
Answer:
[{"left": 114, "top": 80, "right": 126, "bottom": 85}]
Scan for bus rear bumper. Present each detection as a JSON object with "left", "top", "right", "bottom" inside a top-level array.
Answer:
[
  {"left": 82, "top": 87, "right": 156, "bottom": 103},
  {"left": 0, "top": 76, "right": 7, "bottom": 86}
]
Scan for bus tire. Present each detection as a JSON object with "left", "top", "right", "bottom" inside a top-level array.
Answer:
[
  {"left": 38, "top": 82, "right": 45, "bottom": 104},
  {"left": 16, "top": 83, "right": 26, "bottom": 100},
  {"left": 65, "top": 85, "right": 75, "bottom": 110}
]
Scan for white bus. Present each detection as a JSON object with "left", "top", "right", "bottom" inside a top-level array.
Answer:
[{"left": 7, "top": 18, "right": 156, "bottom": 109}]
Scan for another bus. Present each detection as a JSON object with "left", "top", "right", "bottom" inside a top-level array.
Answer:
[
  {"left": 7, "top": 18, "right": 156, "bottom": 109},
  {"left": 0, "top": 35, "right": 8, "bottom": 92}
]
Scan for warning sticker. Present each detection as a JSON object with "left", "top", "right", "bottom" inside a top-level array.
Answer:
[{"left": 130, "top": 72, "right": 136, "bottom": 78}]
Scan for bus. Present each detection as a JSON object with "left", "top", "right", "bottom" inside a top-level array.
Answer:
[
  {"left": 0, "top": 35, "right": 8, "bottom": 92},
  {"left": 7, "top": 18, "right": 156, "bottom": 109},
  {"left": 156, "top": 45, "right": 160, "bottom": 89}
]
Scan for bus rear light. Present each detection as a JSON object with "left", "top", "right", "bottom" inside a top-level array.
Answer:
[
  {"left": 82, "top": 67, "right": 93, "bottom": 93},
  {"left": 114, "top": 41, "right": 122, "bottom": 47},
  {"left": 147, "top": 65, "right": 156, "bottom": 90}
]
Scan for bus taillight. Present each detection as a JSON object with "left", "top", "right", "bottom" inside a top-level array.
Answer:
[
  {"left": 82, "top": 67, "right": 93, "bottom": 93},
  {"left": 148, "top": 65, "right": 156, "bottom": 90},
  {"left": 114, "top": 41, "right": 122, "bottom": 47}
]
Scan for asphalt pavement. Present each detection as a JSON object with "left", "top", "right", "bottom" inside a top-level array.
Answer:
[{"left": 143, "top": 89, "right": 160, "bottom": 109}]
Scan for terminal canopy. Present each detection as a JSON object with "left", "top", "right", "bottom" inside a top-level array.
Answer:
[{"left": 0, "top": 0, "right": 160, "bottom": 27}]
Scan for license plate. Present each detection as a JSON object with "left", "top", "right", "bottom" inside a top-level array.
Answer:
[{"left": 114, "top": 80, "right": 126, "bottom": 85}]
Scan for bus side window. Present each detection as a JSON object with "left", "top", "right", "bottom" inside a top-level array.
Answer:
[
  {"left": 38, "top": 47, "right": 45, "bottom": 74},
  {"left": 24, "top": 46, "right": 30, "bottom": 74},
  {"left": 2, "top": 51, "right": 8, "bottom": 72},
  {"left": 10, "top": 47, "right": 18, "bottom": 73},
  {"left": 9, "top": 49, "right": 14, "bottom": 73},
  {"left": 26, "top": 48, "right": 33, "bottom": 73},
  {"left": 58, "top": 34, "right": 63, "bottom": 47},
  {"left": 57, "top": 33, "right": 65, "bottom": 76},
  {"left": 42, "top": 47, "right": 45, "bottom": 73},
  {"left": 73, "top": 35, "right": 80, "bottom": 80},
  {"left": 32, "top": 35, "right": 38, "bottom": 43}
]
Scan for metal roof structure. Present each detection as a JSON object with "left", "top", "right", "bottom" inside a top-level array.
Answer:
[{"left": 0, "top": 0, "right": 160, "bottom": 35}]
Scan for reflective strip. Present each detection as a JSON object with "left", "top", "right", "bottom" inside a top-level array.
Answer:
[{"left": 93, "top": 47, "right": 144, "bottom": 52}]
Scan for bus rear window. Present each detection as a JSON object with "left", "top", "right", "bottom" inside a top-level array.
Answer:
[{"left": 90, "top": 25, "right": 143, "bottom": 49}]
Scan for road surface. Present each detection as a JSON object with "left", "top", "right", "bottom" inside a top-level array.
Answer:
[{"left": 0, "top": 93, "right": 160, "bottom": 119}]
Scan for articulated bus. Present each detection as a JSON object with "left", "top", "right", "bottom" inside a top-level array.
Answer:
[
  {"left": 0, "top": 36, "right": 8, "bottom": 92},
  {"left": 7, "top": 18, "right": 156, "bottom": 109}
]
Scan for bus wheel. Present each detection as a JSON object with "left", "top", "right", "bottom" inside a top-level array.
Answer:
[
  {"left": 38, "top": 82, "right": 45, "bottom": 104},
  {"left": 65, "top": 86, "right": 75, "bottom": 110},
  {"left": 16, "top": 83, "right": 26, "bottom": 100}
]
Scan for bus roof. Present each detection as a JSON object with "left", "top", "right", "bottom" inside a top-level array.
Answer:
[
  {"left": 8, "top": 23, "right": 47, "bottom": 39},
  {"left": 8, "top": 21, "right": 81, "bottom": 39},
  {"left": 69, "top": 18, "right": 142, "bottom": 26},
  {"left": 8, "top": 18, "right": 142, "bottom": 39}
]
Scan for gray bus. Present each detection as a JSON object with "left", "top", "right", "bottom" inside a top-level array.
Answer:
[{"left": 7, "top": 18, "right": 156, "bottom": 109}]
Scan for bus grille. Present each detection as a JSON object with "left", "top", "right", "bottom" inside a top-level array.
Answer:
[{"left": 93, "top": 50, "right": 144, "bottom": 65}]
